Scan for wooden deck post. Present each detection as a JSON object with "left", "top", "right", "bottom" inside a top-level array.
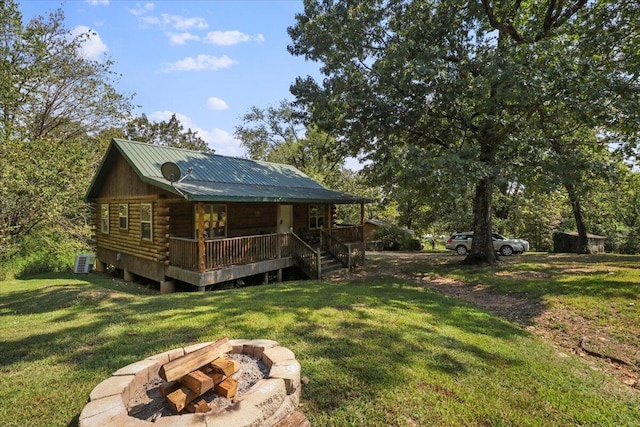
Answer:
[
  {"left": 197, "top": 202, "right": 205, "bottom": 272},
  {"left": 361, "top": 203, "right": 366, "bottom": 266},
  {"left": 360, "top": 203, "right": 365, "bottom": 244}
]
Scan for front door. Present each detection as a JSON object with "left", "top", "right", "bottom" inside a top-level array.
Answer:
[{"left": 278, "top": 204, "right": 293, "bottom": 234}]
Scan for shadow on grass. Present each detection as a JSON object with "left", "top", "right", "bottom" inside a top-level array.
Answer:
[
  {"left": 365, "top": 252, "right": 640, "bottom": 326},
  {"left": 0, "top": 271, "right": 528, "bottom": 424}
]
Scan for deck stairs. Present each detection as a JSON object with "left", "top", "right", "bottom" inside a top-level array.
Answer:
[{"left": 319, "top": 250, "right": 348, "bottom": 278}]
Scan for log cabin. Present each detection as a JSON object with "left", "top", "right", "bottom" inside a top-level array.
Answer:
[{"left": 85, "top": 139, "right": 368, "bottom": 291}]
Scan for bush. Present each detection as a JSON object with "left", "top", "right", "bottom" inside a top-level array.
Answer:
[
  {"left": 372, "top": 225, "right": 423, "bottom": 251},
  {"left": 0, "top": 230, "right": 88, "bottom": 280},
  {"left": 620, "top": 227, "right": 640, "bottom": 254}
]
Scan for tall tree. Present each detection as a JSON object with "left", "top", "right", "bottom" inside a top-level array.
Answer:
[
  {"left": 123, "top": 113, "right": 210, "bottom": 151},
  {"left": 288, "top": 0, "right": 640, "bottom": 264},
  {"left": 234, "top": 100, "right": 346, "bottom": 186},
  {"left": 0, "top": 1, "right": 133, "bottom": 271},
  {"left": 0, "top": 3, "right": 131, "bottom": 142}
]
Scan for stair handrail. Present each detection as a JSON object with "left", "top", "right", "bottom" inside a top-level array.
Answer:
[
  {"left": 288, "top": 232, "right": 321, "bottom": 279},
  {"left": 320, "top": 228, "right": 350, "bottom": 267}
]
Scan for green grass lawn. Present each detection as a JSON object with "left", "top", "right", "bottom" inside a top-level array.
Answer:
[{"left": 1, "top": 253, "right": 639, "bottom": 426}]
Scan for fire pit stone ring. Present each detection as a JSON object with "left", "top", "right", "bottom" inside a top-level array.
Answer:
[{"left": 79, "top": 339, "right": 302, "bottom": 427}]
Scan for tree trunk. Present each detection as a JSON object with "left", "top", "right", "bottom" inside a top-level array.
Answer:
[
  {"left": 464, "top": 176, "right": 498, "bottom": 265},
  {"left": 564, "top": 182, "right": 591, "bottom": 254},
  {"left": 464, "top": 135, "right": 499, "bottom": 265}
]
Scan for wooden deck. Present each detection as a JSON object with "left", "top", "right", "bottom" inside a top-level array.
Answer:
[{"left": 166, "top": 227, "right": 364, "bottom": 288}]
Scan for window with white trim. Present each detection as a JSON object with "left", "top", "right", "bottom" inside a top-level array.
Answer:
[
  {"left": 140, "top": 203, "right": 152, "bottom": 240},
  {"left": 119, "top": 204, "right": 128, "bottom": 229},
  {"left": 101, "top": 204, "right": 109, "bottom": 234},
  {"left": 309, "top": 204, "right": 325, "bottom": 229}
]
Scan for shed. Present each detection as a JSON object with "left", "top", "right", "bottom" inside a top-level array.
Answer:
[
  {"left": 552, "top": 231, "right": 606, "bottom": 253},
  {"left": 363, "top": 218, "right": 392, "bottom": 243}
]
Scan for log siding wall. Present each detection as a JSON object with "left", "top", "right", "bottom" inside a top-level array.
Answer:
[{"left": 92, "top": 198, "right": 172, "bottom": 265}]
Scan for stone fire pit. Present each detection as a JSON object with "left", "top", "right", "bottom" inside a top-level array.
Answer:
[{"left": 79, "top": 339, "right": 302, "bottom": 427}]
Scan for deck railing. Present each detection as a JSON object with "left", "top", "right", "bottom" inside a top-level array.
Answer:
[
  {"left": 205, "top": 233, "right": 282, "bottom": 270},
  {"left": 168, "top": 230, "right": 364, "bottom": 277},
  {"left": 325, "top": 225, "right": 363, "bottom": 243},
  {"left": 170, "top": 234, "right": 283, "bottom": 271},
  {"left": 169, "top": 237, "right": 199, "bottom": 270},
  {"left": 320, "top": 228, "right": 365, "bottom": 268},
  {"left": 169, "top": 233, "right": 319, "bottom": 276}
]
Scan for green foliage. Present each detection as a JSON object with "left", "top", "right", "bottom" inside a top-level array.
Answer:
[
  {"left": 0, "top": 0, "right": 132, "bottom": 271},
  {"left": 0, "top": 1, "right": 132, "bottom": 142},
  {"left": 619, "top": 226, "right": 640, "bottom": 255},
  {"left": 372, "top": 224, "right": 422, "bottom": 251},
  {"left": 288, "top": 0, "right": 640, "bottom": 263},
  {"left": 234, "top": 100, "right": 347, "bottom": 186},
  {"left": 0, "top": 136, "right": 96, "bottom": 265},
  {"left": 123, "top": 113, "right": 210, "bottom": 151},
  {"left": 0, "top": 230, "right": 86, "bottom": 280}
]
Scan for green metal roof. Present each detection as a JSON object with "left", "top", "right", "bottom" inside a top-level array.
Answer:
[{"left": 86, "top": 139, "right": 369, "bottom": 203}]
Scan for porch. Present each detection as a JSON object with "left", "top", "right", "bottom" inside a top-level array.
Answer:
[{"left": 165, "top": 226, "right": 365, "bottom": 288}]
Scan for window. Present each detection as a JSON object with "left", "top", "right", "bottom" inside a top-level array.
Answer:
[
  {"left": 101, "top": 204, "right": 109, "bottom": 234},
  {"left": 119, "top": 204, "right": 128, "bottom": 229},
  {"left": 309, "top": 204, "right": 325, "bottom": 229},
  {"left": 140, "top": 203, "right": 152, "bottom": 240},
  {"left": 195, "top": 204, "right": 226, "bottom": 238}
]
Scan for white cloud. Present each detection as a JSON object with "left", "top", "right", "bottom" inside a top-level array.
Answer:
[
  {"left": 129, "top": 2, "right": 154, "bottom": 17},
  {"left": 168, "top": 32, "right": 199, "bottom": 46},
  {"left": 137, "top": 15, "right": 161, "bottom": 27},
  {"left": 161, "top": 54, "right": 236, "bottom": 72},
  {"left": 169, "top": 15, "right": 208, "bottom": 30},
  {"left": 207, "top": 97, "right": 229, "bottom": 110},
  {"left": 86, "top": 0, "right": 109, "bottom": 5},
  {"left": 148, "top": 111, "right": 243, "bottom": 156},
  {"left": 207, "top": 128, "right": 243, "bottom": 156},
  {"left": 70, "top": 26, "right": 108, "bottom": 61},
  {"left": 204, "top": 30, "right": 265, "bottom": 46},
  {"left": 136, "top": 12, "right": 208, "bottom": 30}
]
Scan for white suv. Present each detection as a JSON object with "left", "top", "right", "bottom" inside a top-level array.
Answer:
[{"left": 446, "top": 231, "right": 528, "bottom": 256}]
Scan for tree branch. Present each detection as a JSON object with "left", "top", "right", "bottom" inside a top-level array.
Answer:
[
  {"left": 480, "top": 0, "right": 525, "bottom": 43},
  {"left": 535, "top": 0, "right": 588, "bottom": 41}
]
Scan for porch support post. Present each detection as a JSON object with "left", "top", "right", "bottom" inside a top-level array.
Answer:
[
  {"left": 361, "top": 203, "right": 366, "bottom": 266},
  {"left": 160, "top": 280, "right": 175, "bottom": 294},
  {"left": 197, "top": 202, "right": 205, "bottom": 272},
  {"left": 360, "top": 203, "right": 365, "bottom": 244}
]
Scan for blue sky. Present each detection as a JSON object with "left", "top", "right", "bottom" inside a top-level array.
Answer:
[{"left": 18, "top": 0, "right": 321, "bottom": 157}]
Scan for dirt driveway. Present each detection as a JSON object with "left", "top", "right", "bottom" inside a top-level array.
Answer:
[{"left": 347, "top": 251, "right": 640, "bottom": 390}]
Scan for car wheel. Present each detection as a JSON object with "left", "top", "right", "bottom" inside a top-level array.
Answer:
[
  {"left": 456, "top": 245, "right": 468, "bottom": 256},
  {"left": 500, "top": 245, "right": 514, "bottom": 256}
]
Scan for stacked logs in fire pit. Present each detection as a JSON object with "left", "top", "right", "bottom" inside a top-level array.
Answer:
[{"left": 158, "top": 337, "right": 239, "bottom": 413}]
